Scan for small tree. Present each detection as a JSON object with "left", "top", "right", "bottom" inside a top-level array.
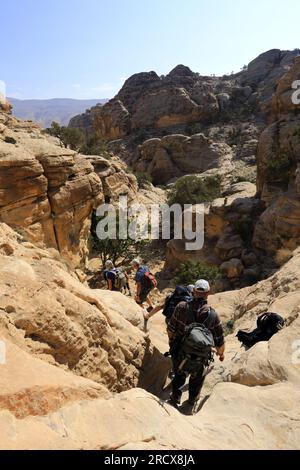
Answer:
[
  {"left": 80, "top": 135, "right": 110, "bottom": 157},
  {"left": 45, "top": 122, "right": 84, "bottom": 150},
  {"left": 173, "top": 260, "right": 219, "bottom": 287},
  {"left": 134, "top": 171, "right": 153, "bottom": 187},
  {"left": 91, "top": 211, "right": 148, "bottom": 265},
  {"left": 167, "top": 175, "right": 222, "bottom": 207}
]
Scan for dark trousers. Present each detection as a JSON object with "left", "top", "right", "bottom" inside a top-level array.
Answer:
[{"left": 171, "top": 360, "right": 205, "bottom": 403}]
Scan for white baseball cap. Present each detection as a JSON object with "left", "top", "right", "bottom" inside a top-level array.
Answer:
[
  {"left": 194, "top": 279, "right": 210, "bottom": 292},
  {"left": 131, "top": 258, "right": 140, "bottom": 266}
]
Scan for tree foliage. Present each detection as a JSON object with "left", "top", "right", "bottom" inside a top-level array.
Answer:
[
  {"left": 173, "top": 260, "right": 219, "bottom": 287},
  {"left": 167, "top": 175, "right": 222, "bottom": 207}
]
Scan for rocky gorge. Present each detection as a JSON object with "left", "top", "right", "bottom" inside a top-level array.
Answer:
[{"left": 0, "top": 48, "right": 300, "bottom": 450}]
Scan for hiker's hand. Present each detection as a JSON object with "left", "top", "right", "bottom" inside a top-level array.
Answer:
[{"left": 218, "top": 353, "right": 225, "bottom": 362}]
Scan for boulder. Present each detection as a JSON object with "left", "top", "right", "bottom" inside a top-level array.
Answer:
[
  {"left": 220, "top": 258, "right": 244, "bottom": 279},
  {"left": 134, "top": 133, "right": 232, "bottom": 185}
]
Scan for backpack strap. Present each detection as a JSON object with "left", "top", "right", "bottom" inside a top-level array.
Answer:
[{"left": 187, "top": 302, "right": 196, "bottom": 324}]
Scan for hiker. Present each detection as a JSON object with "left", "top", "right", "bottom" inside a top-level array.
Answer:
[
  {"left": 103, "top": 260, "right": 118, "bottom": 291},
  {"left": 167, "top": 279, "right": 225, "bottom": 414},
  {"left": 143, "top": 284, "right": 194, "bottom": 323},
  {"left": 118, "top": 266, "right": 132, "bottom": 296},
  {"left": 131, "top": 258, "right": 155, "bottom": 311}
]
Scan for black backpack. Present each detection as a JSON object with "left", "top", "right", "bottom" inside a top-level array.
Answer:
[
  {"left": 162, "top": 286, "right": 192, "bottom": 319},
  {"left": 237, "top": 312, "right": 285, "bottom": 348},
  {"left": 176, "top": 303, "right": 215, "bottom": 373}
]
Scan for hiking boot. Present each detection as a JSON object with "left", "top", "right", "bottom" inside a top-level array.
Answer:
[
  {"left": 181, "top": 399, "right": 196, "bottom": 415},
  {"left": 166, "top": 395, "right": 180, "bottom": 409}
]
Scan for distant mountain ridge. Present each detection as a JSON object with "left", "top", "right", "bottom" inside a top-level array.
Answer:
[{"left": 8, "top": 97, "right": 108, "bottom": 128}]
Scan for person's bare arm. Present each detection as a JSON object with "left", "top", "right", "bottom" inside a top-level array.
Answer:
[
  {"left": 144, "top": 303, "right": 164, "bottom": 319},
  {"left": 108, "top": 279, "right": 113, "bottom": 291},
  {"left": 216, "top": 344, "right": 225, "bottom": 361},
  {"left": 136, "top": 282, "right": 141, "bottom": 301}
]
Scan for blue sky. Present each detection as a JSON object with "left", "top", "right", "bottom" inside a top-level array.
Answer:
[{"left": 1, "top": 0, "right": 300, "bottom": 100}]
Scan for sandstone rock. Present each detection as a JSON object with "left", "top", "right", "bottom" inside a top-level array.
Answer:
[
  {"left": 0, "top": 113, "right": 103, "bottom": 266},
  {"left": 134, "top": 133, "right": 232, "bottom": 184},
  {"left": 220, "top": 258, "right": 244, "bottom": 279},
  {"left": 272, "top": 55, "right": 300, "bottom": 117},
  {"left": 0, "top": 95, "right": 12, "bottom": 114},
  {"left": 254, "top": 56, "right": 300, "bottom": 256},
  {"left": 0, "top": 223, "right": 167, "bottom": 396},
  {"left": 1, "top": 224, "right": 300, "bottom": 449},
  {"left": 93, "top": 99, "right": 130, "bottom": 140},
  {"left": 0, "top": 335, "right": 108, "bottom": 419},
  {"left": 241, "top": 48, "right": 300, "bottom": 114},
  {"left": 86, "top": 155, "right": 138, "bottom": 202},
  {"left": 0, "top": 111, "right": 138, "bottom": 266},
  {"left": 241, "top": 250, "right": 258, "bottom": 267},
  {"left": 215, "top": 230, "right": 244, "bottom": 261}
]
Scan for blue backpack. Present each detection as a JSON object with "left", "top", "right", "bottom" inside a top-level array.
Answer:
[{"left": 162, "top": 286, "right": 192, "bottom": 319}]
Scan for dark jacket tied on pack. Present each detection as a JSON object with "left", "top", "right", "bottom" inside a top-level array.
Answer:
[{"left": 237, "top": 312, "right": 285, "bottom": 348}]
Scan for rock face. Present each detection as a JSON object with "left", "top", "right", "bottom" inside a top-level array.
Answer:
[
  {"left": 241, "top": 48, "right": 300, "bottom": 114},
  {"left": 0, "top": 95, "right": 12, "bottom": 114},
  {"left": 165, "top": 182, "right": 263, "bottom": 288},
  {"left": 132, "top": 133, "right": 232, "bottom": 185},
  {"left": 70, "top": 50, "right": 299, "bottom": 143},
  {"left": 0, "top": 223, "right": 167, "bottom": 396},
  {"left": 0, "top": 111, "right": 138, "bottom": 266},
  {"left": 87, "top": 155, "right": 138, "bottom": 202},
  {"left": 253, "top": 56, "right": 300, "bottom": 255},
  {"left": 1, "top": 232, "right": 300, "bottom": 449}
]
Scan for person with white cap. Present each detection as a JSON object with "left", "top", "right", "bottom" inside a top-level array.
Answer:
[{"left": 167, "top": 279, "right": 225, "bottom": 413}]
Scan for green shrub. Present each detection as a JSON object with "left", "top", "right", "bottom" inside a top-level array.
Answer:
[
  {"left": 45, "top": 121, "right": 85, "bottom": 150},
  {"left": 167, "top": 175, "right": 222, "bottom": 207},
  {"left": 91, "top": 211, "right": 149, "bottom": 265},
  {"left": 80, "top": 135, "right": 110, "bottom": 158},
  {"left": 266, "top": 153, "right": 294, "bottom": 180},
  {"left": 134, "top": 171, "right": 153, "bottom": 187},
  {"left": 173, "top": 260, "right": 219, "bottom": 287},
  {"left": 223, "top": 319, "right": 235, "bottom": 336}
]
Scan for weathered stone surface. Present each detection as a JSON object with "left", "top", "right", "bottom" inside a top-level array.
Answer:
[
  {"left": 220, "top": 258, "right": 244, "bottom": 279},
  {"left": 133, "top": 133, "right": 232, "bottom": 185},
  {"left": 254, "top": 55, "right": 300, "bottom": 255},
  {"left": 0, "top": 223, "right": 167, "bottom": 396},
  {"left": 0, "top": 112, "right": 138, "bottom": 266}
]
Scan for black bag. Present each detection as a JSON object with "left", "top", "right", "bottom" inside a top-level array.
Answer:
[
  {"left": 162, "top": 286, "right": 192, "bottom": 319},
  {"left": 237, "top": 312, "right": 285, "bottom": 348},
  {"left": 175, "top": 304, "right": 215, "bottom": 373}
]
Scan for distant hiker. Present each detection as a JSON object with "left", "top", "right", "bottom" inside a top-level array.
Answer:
[
  {"left": 131, "top": 258, "right": 156, "bottom": 311},
  {"left": 143, "top": 284, "right": 194, "bottom": 323},
  {"left": 167, "top": 279, "right": 225, "bottom": 414},
  {"left": 237, "top": 312, "right": 285, "bottom": 348},
  {"left": 103, "top": 260, "right": 118, "bottom": 291},
  {"left": 103, "top": 261, "right": 131, "bottom": 294},
  {"left": 118, "top": 266, "right": 132, "bottom": 296}
]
